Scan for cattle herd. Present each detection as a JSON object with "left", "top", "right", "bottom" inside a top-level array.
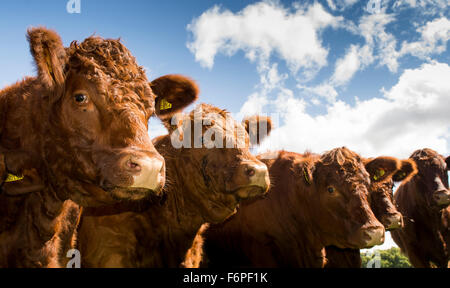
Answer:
[{"left": 0, "top": 28, "right": 449, "bottom": 268}]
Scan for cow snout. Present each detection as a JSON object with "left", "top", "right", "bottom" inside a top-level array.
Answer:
[
  {"left": 126, "top": 156, "right": 165, "bottom": 194},
  {"left": 234, "top": 162, "right": 270, "bottom": 199},
  {"left": 433, "top": 189, "right": 450, "bottom": 207},
  {"left": 360, "top": 226, "right": 385, "bottom": 248},
  {"left": 245, "top": 163, "right": 270, "bottom": 190},
  {"left": 382, "top": 213, "right": 403, "bottom": 231}
]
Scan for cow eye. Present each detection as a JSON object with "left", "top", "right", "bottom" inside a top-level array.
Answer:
[
  {"left": 74, "top": 93, "right": 88, "bottom": 104},
  {"left": 327, "top": 186, "right": 335, "bottom": 194}
]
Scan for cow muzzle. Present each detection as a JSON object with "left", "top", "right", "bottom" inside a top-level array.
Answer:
[
  {"left": 234, "top": 162, "right": 270, "bottom": 199},
  {"left": 433, "top": 189, "right": 450, "bottom": 207},
  {"left": 381, "top": 212, "right": 403, "bottom": 231},
  {"left": 124, "top": 155, "right": 165, "bottom": 195}
]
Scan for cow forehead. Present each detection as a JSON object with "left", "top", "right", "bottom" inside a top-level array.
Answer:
[
  {"left": 67, "top": 37, "right": 151, "bottom": 97},
  {"left": 415, "top": 154, "right": 445, "bottom": 170},
  {"left": 318, "top": 161, "right": 371, "bottom": 187},
  {"left": 191, "top": 105, "right": 248, "bottom": 135}
]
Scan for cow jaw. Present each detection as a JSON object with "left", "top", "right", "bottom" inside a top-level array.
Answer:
[{"left": 205, "top": 193, "right": 239, "bottom": 224}]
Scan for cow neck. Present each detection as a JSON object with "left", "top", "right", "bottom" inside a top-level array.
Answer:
[
  {"left": 0, "top": 79, "right": 46, "bottom": 180},
  {"left": 162, "top": 154, "right": 206, "bottom": 235},
  {"left": 143, "top": 148, "right": 207, "bottom": 266},
  {"left": 0, "top": 81, "right": 68, "bottom": 267},
  {"left": 6, "top": 186, "right": 65, "bottom": 267},
  {"left": 266, "top": 158, "right": 326, "bottom": 267},
  {"left": 81, "top": 199, "right": 155, "bottom": 217}
]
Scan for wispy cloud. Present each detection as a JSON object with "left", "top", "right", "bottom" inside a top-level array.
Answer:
[
  {"left": 187, "top": 1, "right": 343, "bottom": 78},
  {"left": 259, "top": 62, "right": 450, "bottom": 158}
]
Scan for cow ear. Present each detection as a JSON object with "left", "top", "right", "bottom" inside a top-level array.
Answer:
[
  {"left": 446, "top": 156, "right": 450, "bottom": 171},
  {"left": 293, "top": 160, "right": 313, "bottom": 186},
  {"left": 242, "top": 116, "right": 272, "bottom": 146},
  {"left": 27, "top": 27, "right": 67, "bottom": 90},
  {"left": 151, "top": 75, "right": 199, "bottom": 120},
  {"left": 393, "top": 159, "right": 418, "bottom": 182},
  {"left": 365, "top": 156, "right": 400, "bottom": 182},
  {"left": 302, "top": 166, "right": 313, "bottom": 186}
]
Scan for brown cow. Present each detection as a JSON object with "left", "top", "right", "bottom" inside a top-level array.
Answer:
[
  {"left": 391, "top": 148, "right": 450, "bottom": 268},
  {"left": 202, "top": 148, "right": 394, "bottom": 268},
  {"left": 76, "top": 104, "right": 271, "bottom": 267},
  {"left": 0, "top": 28, "right": 196, "bottom": 267},
  {"left": 325, "top": 159, "right": 418, "bottom": 268}
]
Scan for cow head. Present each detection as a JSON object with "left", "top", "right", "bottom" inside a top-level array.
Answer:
[
  {"left": 158, "top": 104, "right": 270, "bottom": 224},
  {"left": 367, "top": 158, "right": 417, "bottom": 231},
  {"left": 410, "top": 149, "right": 450, "bottom": 208},
  {"left": 299, "top": 147, "right": 385, "bottom": 249},
  {"left": 27, "top": 28, "right": 197, "bottom": 206}
]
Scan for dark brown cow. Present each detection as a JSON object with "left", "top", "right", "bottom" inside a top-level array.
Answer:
[
  {"left": 203, "top": 148, "right": 393, "bottom": 268},
  {"left": 0, "top": 28, "right": 196, "bottom": 267},
  {"left": 76, "top": 104, "right": 271, "bottom": 267},
  {"left": 325, "top": 159, "right": 418, "bottom": 268},
  {"left": 391, "top": 148, "right": 450, "bottom": 268}
]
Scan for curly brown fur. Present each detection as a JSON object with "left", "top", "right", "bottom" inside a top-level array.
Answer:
[
  {"left": 203, "top": 148, "right": 386, "bottom": 268},
  {"left": 76, "top": 104, "right": 270, "bottom": 267},
  {"left": 0, "top": 27, "right": 197, "bottom": 267}
]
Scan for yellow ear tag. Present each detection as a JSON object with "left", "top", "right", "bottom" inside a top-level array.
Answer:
[
  {"left": 303, "top": 168, "right": 311, "bottom": 185},
  {"left": 373, "top": 169, "right": 385, "bottom": 181},
  {"left": 160, "top": 99, "right": 172, "bottom": 111},
  {"left": 4, "top": 173, "right": 24, "bottom": 183}
]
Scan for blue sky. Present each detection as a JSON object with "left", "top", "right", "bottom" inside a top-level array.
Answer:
[{"left": 1, "top": 0, "right": 449, "bottom": 250}]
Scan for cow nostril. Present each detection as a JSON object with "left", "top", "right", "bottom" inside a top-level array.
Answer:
[
  {"left": 246, "top": 168, "right": 256, "bottom": 177},
  {"left": 126, "top": 159, "right": 142, "bottom": 172}
]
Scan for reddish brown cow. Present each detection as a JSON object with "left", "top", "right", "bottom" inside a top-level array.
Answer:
[
  {"left": 391, "top": 148, "right": 450, "bottom": 268},
  {"left": 202, "top": 148, "right": 395, "bottom": 268},
  {"left": 0, "top": 28, "right": 196, "bottom": 267},
  {"left": 76, "top": 104, "right": 271, "bottom": 267},
  {"left": 325, "top": 159, "right": 418, "bottom": 268}
]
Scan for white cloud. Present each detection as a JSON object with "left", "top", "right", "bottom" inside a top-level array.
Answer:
[
  {"left": 298, "top": 83, "right": 339, "bottom": 103},
  {"left": 358, "top": 12, "right": 400, "bottom": 72},
  {"left": 400, "top": 17, "right": 450, "bottom": 59},
  {"left": 331, "top": 44, "right": 375, "bottom": 86},
  {"left": 259, "top": 63, "right": 288, "bottom": 92},
  {"left": 311, "top": 14, "right": 449, "bottom": 103},
  {"left": 326, "top": 0, "right": 359, "bottom": 11},
  {"left": 187, "top": 1, "right": 343, "bottom": 77},
  {"left": 257, "top": 62, "right": 450, "bottom": 159},
  {"left": 303, "top": 11, "right": 400, "bottom": 103},
  {"left": 238, "top": 92, "right": 269, "bottom": 117},
  {"left": 393, "top": 0, "right": 450, "bottom": 10}
]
